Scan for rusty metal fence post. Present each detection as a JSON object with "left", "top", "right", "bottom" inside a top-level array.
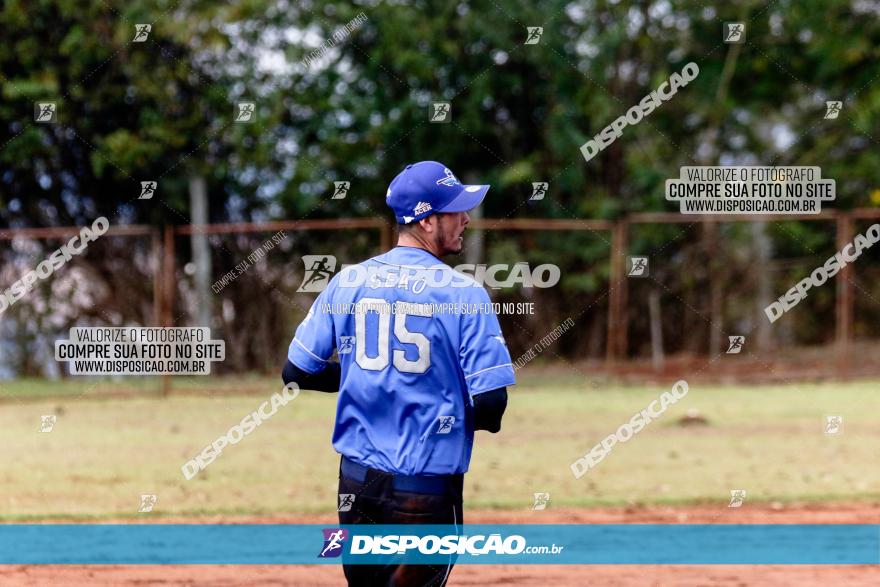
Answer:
[
  {"left": 607, "top": 219, "right": 628, "bottom": 362},
  {"left": 151, "top": 229, "right": 162, "bottom": 327}
]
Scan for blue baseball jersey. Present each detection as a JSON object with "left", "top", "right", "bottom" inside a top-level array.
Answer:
[{"left": 287, "top": 246, "right": 516, "bottom": 475}]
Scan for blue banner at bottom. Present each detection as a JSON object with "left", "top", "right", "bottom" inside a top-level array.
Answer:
[{"left": 0, "top": 524, "right": 877, "bottom": 565}]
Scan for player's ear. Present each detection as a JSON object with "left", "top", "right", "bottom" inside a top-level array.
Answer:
[{"left": 419, "top": 215, "right": 437, "bottom": 234}]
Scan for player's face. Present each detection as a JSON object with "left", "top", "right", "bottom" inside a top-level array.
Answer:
[{"left": 435, "top": 212, "right": 469, "bottom": 255}]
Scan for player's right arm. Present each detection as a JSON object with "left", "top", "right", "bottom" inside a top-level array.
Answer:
[{"left": 282, "top": 287, "right": 341, "bottom": 393}]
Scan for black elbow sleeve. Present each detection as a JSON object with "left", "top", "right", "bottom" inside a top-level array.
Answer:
[
  {"left": 281, "top": 360, "right": 298, "bottom": 386},
  {"left": 281, "top": 359, "right": 341, "bottom": 393},
  {"left": 473, "top": 387, "right": 508, "bottom": 433}
]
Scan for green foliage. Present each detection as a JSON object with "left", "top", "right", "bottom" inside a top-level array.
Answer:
[{"left": 3, "top": 0, "right": 880, "bottom": 359}]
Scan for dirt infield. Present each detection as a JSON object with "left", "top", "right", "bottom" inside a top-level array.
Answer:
[{"left": 3, "top": 503, "right": 880, "bottom": 586}]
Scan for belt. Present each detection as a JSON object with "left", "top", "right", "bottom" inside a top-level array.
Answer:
[{"left": 340, "top": 456, "right": 460, "bottom": 496}]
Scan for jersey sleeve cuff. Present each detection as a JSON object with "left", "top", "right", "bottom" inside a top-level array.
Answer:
[
  {"left": 288, "top": 338, "right": 330, "bottom": 374},
  {"left": 465, "top": 363, "right": 516, "bottom": 396}
]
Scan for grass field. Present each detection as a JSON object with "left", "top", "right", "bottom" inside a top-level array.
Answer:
[{"left": 2, "top": 373, "right": 879, "bottom": 521}]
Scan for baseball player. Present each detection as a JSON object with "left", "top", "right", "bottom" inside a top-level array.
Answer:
[{"left": 282, "top": 161, "right": 516, "bottom": 586}]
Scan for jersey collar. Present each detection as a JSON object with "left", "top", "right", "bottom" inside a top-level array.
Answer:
[{"left": 377, "top": 246, "right": 448, "bottom": 268}]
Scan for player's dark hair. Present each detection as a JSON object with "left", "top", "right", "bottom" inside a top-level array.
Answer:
[{"left": 397, "top": 222, "right": 418, "bottom": 235}]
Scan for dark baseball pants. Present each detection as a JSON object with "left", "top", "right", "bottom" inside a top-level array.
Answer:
[{"left": 337, "top": 456, "right": 464, "bottom": 587}]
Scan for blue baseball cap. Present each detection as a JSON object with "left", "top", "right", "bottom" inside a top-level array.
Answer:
[{"left": 385, "top": 161, "right": 490, "bottom": 224}]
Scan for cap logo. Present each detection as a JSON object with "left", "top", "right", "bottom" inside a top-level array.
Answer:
[
  {"left": 413, "top": 201, "right": 433, "bottom": 215},
  {"left": 435, "top": 168, "right": 460, "bottom": 187}
]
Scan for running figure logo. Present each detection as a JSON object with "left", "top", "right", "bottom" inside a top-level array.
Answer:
[
  {"left": 34, "top": 102, "right": 57, "bottom": 123},
  {"left": 531, "top": 492, "right": 550, "bottom": 510},
  {"left": 524, "top": 27, "right": 543, "bottom": 45},
  {"left": 40, "top": 415, "right": 57, "bottom": 432},
  {"left": 436, "top": 416, "right": 455, "bottom": 434},
  {"left": 338, "top": 336, "right": 355, "bottom": 355},
  {"left": 318, "top": 528, "right": 348, "bottom": 558},
  {"left": 139, "top": 181, "right": 157, "bottom": 200},
  {"left": 728, "top": 489, "right": 747, "bottom": 508},
  {"left": 338, "top": 494, "right": 355, "bottom": 512},
  {"left": 627, "top": 257, "right": 649, "bottom": 277},
  {"left": 724, "top": 23, "right": 745, "bottom": 43},
  {"left": 824, "top": 415, "right": 843, "bottom": 435},
  {"left": 726, "top": 336, "right": 745, "bottom": 354},
  {"left": 430, "top": 102, "right": 451, "bottom": 123},
  {"left": 133, "top": 24, "right": 151, "bottom": 42},
  {"left": 297, "top": 255, "right": 338, "bottom": 292},
  {"left": 235, "top": 102, "right": 256, "bottom": 123},
  {"left": 824, "top": 101, "right": 842, "bottom": 119},
  {"left": 530, "top": 182, "right": 548, "bottom": 201},
  {"left": 332, "top": 181, "right": 350, "bottom": 200},
  {"left": 138, "top": 494, "right": 157, "bottom": 513}
]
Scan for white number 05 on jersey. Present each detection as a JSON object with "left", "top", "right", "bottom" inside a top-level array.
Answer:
[{"left": 353, "top": 297, "right": 432, "bottom": 374}]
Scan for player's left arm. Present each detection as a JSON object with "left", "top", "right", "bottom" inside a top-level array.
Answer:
[
  {"left": 473, "top": 387, "right": 508, "bottom": 432},
  {"left": 459, "top": 288, "right": 516, "bottom": 432}
]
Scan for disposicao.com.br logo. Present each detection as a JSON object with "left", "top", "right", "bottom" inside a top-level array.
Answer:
[
  {"left": 297, "top": 255, "right": 561, "bottom": 292},
  {"left": 318, "top": 528, "right": 564, "bottom": 559}
]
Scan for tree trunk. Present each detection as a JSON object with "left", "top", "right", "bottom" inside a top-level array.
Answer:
[{"left": 752, "top": 220, "right": 773, "bottom": 350}]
